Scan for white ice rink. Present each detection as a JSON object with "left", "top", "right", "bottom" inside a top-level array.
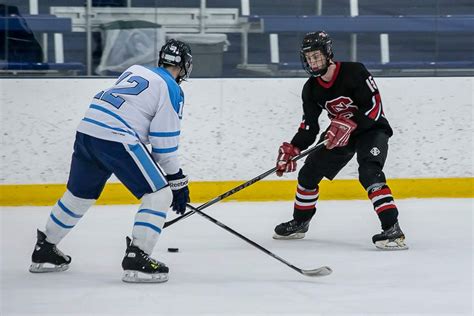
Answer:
[{"left": 1, "top": 199, "right": 473, "bottom": 315}]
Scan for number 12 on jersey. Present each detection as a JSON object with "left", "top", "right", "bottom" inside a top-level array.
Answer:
[{"left": 94, "top": 71, "right": 149, "bottom": 109}]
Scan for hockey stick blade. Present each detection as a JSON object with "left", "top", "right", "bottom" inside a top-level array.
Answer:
[
  {"left": 187, "top": 204, "right": 332, "bottom": 278},
  {"left": 301, "top": 266, "right": 333, "bottom": 277}
]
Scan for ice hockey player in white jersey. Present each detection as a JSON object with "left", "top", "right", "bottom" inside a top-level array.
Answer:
[{"left": 29, "top": 39, "right": 193, "bottom": 283}]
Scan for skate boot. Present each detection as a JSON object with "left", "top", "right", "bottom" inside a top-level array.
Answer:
[
  {"left": 121, "top": 237, "right": 169, "bottom": 283},
  {"left": 273, "top": 219, "right": 311, "bottom": 240},
  {"left": 372, "top": 222, "right": 408, "bottom": 250},
  {"left": 29, "top": 230, "right": 71, "bottom": 273}
]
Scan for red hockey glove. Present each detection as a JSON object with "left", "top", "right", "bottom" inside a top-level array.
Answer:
[
  {"left": 326, "top": 115, "right": 357, "bottom": 149},
  {"left": 276, "top": 142, "right": 301, "bottom": 177}
]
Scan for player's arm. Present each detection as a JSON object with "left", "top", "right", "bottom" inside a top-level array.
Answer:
[
  {"left": 149, "top": 87, "right": 190, "bottom": 214},
  {"left": 149, "top": 116, "right": 181, "bottom": 175},
  {"left": 276, "top": 81, "right": 322, "bottom": 176},
  {"left": 149, "top": 111, "right": 190, "bottom": 214},
  {"left": 352, "top": 63, "right": 384, "bottom": 127},
  {"left": 290, "top": 81, "right": 322, "bottom": 151}
]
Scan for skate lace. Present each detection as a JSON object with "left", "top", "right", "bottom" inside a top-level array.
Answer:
[
  {"left": 140, "top": 252, "right": 158, "bottom": 265},
  {"left": 281, "top": 220, "right": 301, "bottom": 232},
  {"left": 53, "top": 246, "right": 67, "bottom": 259},
  {"left": 288, "top": 220, "right": 298, "bottom": 227},
  {"left": 379, "top": 225, "right": 402, "bottom": 239},
  {"left": 290, "top": 219, "right": 306, "bottom": 228}
]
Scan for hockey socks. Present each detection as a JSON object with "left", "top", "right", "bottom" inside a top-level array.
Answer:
[
  {"left": 367, "top": 184, "right": 398, "bottom": 230},
  {"left": 31, "top": 190, "right": 93, "bottom": 272},
  {"left": 368, "top": 184, "right": 408, "bottom": 250},
  {"left": 44, "top": 190, "right": 95, "bottom": 245},
  {"left": 274, "top": 185, "right": 318, "bottom": 240},
  {"left": 293, "top": 184, "right": 319, "bottom": 222},
  {"left": 131, "top": 189, "right": 172, "bottom": 255}
]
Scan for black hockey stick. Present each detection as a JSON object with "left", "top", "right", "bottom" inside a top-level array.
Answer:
[
  {"left": 164, "top": 139, "right": 328, "bottom": 228},
  {"left": 187, "top": 203, "right": 332, "bottom": 277}
]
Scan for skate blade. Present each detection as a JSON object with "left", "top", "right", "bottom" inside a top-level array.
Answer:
[
  {"left": 375, "top": 237, "right": 409, "bottom": 250},
  {"left": 273, "top": 232, "right": 306, "bottom": 240},
  {"left": 29, "top": 262, "right": 69, "bottom": 273},
  {"left": 122, "top": 270, "right": 169, "bottom": 283}
]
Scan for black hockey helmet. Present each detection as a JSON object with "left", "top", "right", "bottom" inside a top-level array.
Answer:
[
  {"left": 158, "top": 39, "right": 193, "bottom": 84},
  {"left": 300, "top": 31, "right": 334, "bottom": 77}
]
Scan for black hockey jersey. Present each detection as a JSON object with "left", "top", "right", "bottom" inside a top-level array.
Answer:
[{"left": 291, "top": 62, "right": 393, "bottom": 151}]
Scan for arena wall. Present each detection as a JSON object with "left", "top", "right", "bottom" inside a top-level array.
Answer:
[{"left": 1, "top": 77, "right": 472, "bottom": 205}]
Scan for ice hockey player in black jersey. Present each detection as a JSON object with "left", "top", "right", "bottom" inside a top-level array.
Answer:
[{"left": 274, "top": 31, "right": 407, "bottom": 250}]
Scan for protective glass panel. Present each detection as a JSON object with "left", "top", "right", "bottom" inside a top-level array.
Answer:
[{"left": 0, "top": 0, "right": 472, "bottom": 77}]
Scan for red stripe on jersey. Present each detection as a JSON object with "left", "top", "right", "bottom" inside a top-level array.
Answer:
[
  {"left": 294, "top": 203, "right": 316, "bottom": 211},
  {"left": 367, "top": 93, "right": 382, "bottom": 120},
  {"left": 368, "top": 187, "right": 392, "bottom": 200},
  {"left": 317, "top": 62, "right": 341, "bottom": 89},
  {"left": 375, "top": 203, "right": 397, "bottom": 214}
]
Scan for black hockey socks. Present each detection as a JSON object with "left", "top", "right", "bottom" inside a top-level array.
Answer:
[
  {"left": 368, "top": 184, "right": 398, "bottom": 230},
  {"left": 273, "top": 184, "right": 317, "bottom": 240},
  {"left": 292, "top": 184, "right": 318, "bottom": 222}
]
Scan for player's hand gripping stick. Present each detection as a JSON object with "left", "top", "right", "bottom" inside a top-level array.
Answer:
[
  {"left": 325, "top": 115, "right": 357, "bottom": 149},
  {"left": 163, "top": 140, "right": 328, "bottom": 228},
  {"left": 166, "top": 169, "right": 190, "bottom": 215},
  {"left": 276, "top": 142, "right": 301, "bottom": 176}
]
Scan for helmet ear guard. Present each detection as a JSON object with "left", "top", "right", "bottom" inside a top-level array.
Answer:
[
  {"left": 158, "top": 39, "right": 193, "bottom": 84},
  {"left": 300, "top": 31, "right": 333, "bottom": 77}
]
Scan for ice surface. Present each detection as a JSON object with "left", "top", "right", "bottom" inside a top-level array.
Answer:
[{"left": 1, "top": 199, "right": 473, "bottom": 315}]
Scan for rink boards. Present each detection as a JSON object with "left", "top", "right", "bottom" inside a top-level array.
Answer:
[
  {"left": 1, "top": 77, "right": 472, "bottom": 206},
  {"left": 1, "top": 177, "right": 472, "bottom": 206}
]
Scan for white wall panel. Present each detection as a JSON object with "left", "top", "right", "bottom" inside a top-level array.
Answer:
[{"left": 1, "top": 77, "right": 472, "bottom": 184}]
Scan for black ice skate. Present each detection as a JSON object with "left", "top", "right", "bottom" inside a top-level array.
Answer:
[
  {"left": 29, "top": 230, "right": 71, "bottom": 273},
  {"left": 273, "top": 219, "right": 311, "bottom": 240},
  {"left": 121, "top": 237, "right": 169, "bottom": 283},
  {"left": 372, "top": 222, "right": 408, "bottom": 250}
]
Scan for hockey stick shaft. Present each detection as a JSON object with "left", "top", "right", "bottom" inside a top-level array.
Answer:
[
  {"left": 164, "top": 140, "right": 328, "bottom": 228},
  {"left": 187, "top": 203, "right": 332, "bottom": 277}
]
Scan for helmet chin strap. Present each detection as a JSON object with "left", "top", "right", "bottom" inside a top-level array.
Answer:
[
  {"left": 176, "top": 67, "right": 187, "bottom": 84},
  {"left": 318, "top": 59, "right": 334, "bottom": 77},
  {"left": 311, "top": 57, "right": 332, "bottom": 77}
]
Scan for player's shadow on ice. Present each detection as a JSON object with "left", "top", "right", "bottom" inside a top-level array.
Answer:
[
  {"left": 274, "top": 237, "right": 372, "bottom": 251},
  {"left": 305, "top": 238, "right": 406, "bottom": 252}
]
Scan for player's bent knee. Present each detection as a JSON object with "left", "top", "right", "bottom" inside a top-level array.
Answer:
[
  {"left": 298, "top": 169, "right": 323, "bottom": 190},
  {"left": 358, "top": 164, "right": 386, "bottom": 190},
  {"left": 141, "top": 187, "right": 173, "bottom": 212},
  {"left": 61, "top": 190, "right": 96, "bottom": 213}
]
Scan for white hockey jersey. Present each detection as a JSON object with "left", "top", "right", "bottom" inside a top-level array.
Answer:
[{"left": 77, "top": 65, "right": 184, "bottom": 175}]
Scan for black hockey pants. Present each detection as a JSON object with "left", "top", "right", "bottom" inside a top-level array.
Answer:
[{"left": 297, "top": 129, "right": 390, "bottom": 190}]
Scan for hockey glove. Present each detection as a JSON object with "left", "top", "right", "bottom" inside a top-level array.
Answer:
[
  {"left": 326, "top": 115, "right": 357, "bottom": 149},
  {"left": 276, "top": 142, "right": 301, "bottom": 177},
  {"left": 166, "top": 169, "right": 190, "bottom": 215}
]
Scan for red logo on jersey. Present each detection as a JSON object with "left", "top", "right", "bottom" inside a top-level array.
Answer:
[{"left": 324, "top": 96, "right": 358, "bottom": 117}]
